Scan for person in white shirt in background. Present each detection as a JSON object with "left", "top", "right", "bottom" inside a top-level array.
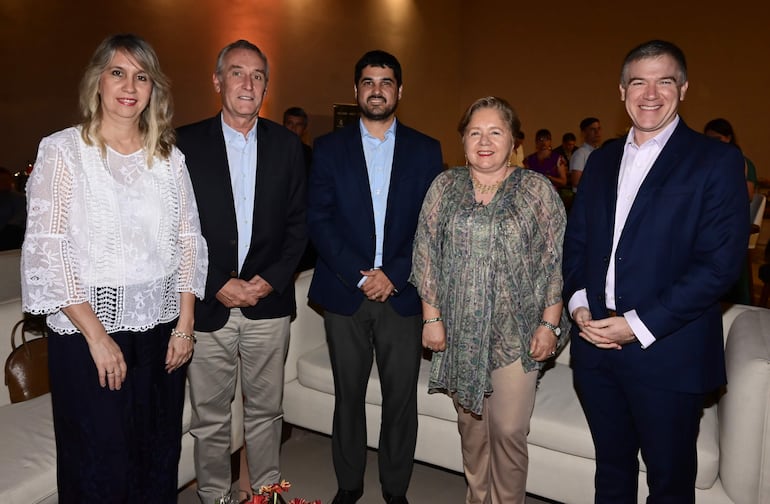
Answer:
[{"left": 569, "top": 117, "right": 602, "bottom": 191}]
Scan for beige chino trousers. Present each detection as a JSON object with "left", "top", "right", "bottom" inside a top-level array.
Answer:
[
  {"left": 188, "top": 309, "right": 290, "bottom": 503},
  {"left": 455, "top": 358, "right": 538, "bottom": 504}
]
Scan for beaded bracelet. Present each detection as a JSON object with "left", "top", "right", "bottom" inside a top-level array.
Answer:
[
  {"left": 422, "top": 317, "right": 443, "bottom": 325},
  {"left": 172, "top": 328, "right": 197, "bottom": 344}
]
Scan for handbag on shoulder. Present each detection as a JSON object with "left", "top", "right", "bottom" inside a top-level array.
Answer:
[{"left": 4, "top": 314, "right": 49, "bottom": 403}]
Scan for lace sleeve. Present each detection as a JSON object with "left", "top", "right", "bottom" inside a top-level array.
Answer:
[
  {"left": 21, "top": 134, "right": 87, "bottom": 314},
  {"left": 410, "top": 171, "right": 451, "bottom": 307},
  {"left": 173, "top": 149, "right": 208, "bottom": 299}
]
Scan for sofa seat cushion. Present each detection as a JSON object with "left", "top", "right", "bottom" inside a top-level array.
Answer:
[
  {"left": 529, "top": 363, "right": 594, "bottom": 459},
  {"left": 297, "top": 347, "right": 458, "bottom": 421},
  {"left": 0, "top": 394, "right": 57, "bottom": 504},
  {"left": 529, "top": 363, "right": 720, "bottom": 490},
  {"left": 296, "top": 344, "right": 719, "bottom": 490}
]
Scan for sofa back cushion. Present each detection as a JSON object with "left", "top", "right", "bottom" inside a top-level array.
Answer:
[{"left": 719, "top": 308, "right": 770, "bottom": 504}]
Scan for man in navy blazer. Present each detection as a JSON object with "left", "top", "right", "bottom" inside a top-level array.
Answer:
[
  {"left": 563, "top": 40, "right": 749, "bottom": 503},
  {"left": 307, "top": 50, "right": 442, "bottom": 504},
  {"left": 177, "top": 40, "right": 306, "bottom": 503}
]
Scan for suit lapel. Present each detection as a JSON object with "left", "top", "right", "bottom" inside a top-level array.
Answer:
[
  {"left": 388, "top": 123, "right": 408, "bottom": 205},
  {"left": 602, "top": 140, "right": 623, "bottom": 243},
  {"left": 621, "top": 122, "right": 689, "bottom": 234},
  {"left": 345, "top": 124, "right": 376, "bottom": 228}
]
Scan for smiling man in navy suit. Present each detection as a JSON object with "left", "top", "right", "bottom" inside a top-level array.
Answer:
[
  {"left": 563, "top": 40, "right": 749, "bottom": 503},
  {"left": 307, "top": 50, "right": 442, "bottom": 504}
]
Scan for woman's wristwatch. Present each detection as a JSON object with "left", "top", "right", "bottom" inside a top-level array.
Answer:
[{"left": 539, "top": 320, "right": 561, "bottom": 338}]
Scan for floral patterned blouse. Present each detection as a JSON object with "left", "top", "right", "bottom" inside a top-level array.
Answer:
[
  {"left": 411, "top": 166, "right": 568, "bottom": 414},
  {"left": 21, "top": 126, "right": 208, "bottom": 335}
]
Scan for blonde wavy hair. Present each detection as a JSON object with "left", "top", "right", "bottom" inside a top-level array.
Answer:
[{"left": 79, "top": 33, "right": 175, "bottom": 163}]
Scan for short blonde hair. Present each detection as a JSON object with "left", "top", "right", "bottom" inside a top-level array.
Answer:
[{"left": 79, "top": 33, "right": 175, "bottom": 162}]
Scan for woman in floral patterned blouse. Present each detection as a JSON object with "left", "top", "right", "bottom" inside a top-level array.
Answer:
[{"left": 411, "top": 96, "right": 568, "bottom": 504}]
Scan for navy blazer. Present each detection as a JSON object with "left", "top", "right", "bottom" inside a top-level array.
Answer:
[
  {"left": 177, "top": 114, "right": 307, "bottom": 331},
  {"left": 307, "top": 121, "right": 443, "bottom": 317},
  {"left": 563, "top": 121, "right": 749, "bottom": 394}
]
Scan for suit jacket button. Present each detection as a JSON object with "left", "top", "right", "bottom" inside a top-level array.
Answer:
[
  {"left": 602, "top": 256, "right": 609, "bottom": 263},
  {"left": 230, "top": 271, "right": 237, "bottom": 278}
]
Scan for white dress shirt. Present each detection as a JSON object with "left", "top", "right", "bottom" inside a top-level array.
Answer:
[
  {"left": 357, "top": 118, "right": 396, "bottom": 287},
  {"left": 222, "top": 117, "right": 257, "bottom": 275},
  {"left": 568, "top": 116, "right": 680, "bottom": 348}
]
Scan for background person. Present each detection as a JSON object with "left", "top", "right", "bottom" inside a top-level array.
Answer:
[
  {"left": 21, "top": 33, "right": 207, "bottom": 503},
  {"left": 523, "top": 128, "right": 568, "bottom": 190},
  {"left": 703, "top": 117, "right": 759, "bottom": 305},
  {"left": 569, "top": 116, "right": 602, "bottom": 191},
  {"left": 552, "top": 131, "right": 577, "bottom": 168},
  {"left": 703, "top": 117, "right": 757, "bottom": 200},
  {"left": 283, "top": 106, "right": 317, "bottom": 272},
  {"left": 412, "top": 96, "right": 568, "bottom": 504},
  {"left": 283, "top": 106, "right": 313, "bottom": 176},
  {"left": 177, "top": 40, "right": 307, "bottom": 503},
  {"left": 563, "top": 40, "right": 748, "bottom": 503}
]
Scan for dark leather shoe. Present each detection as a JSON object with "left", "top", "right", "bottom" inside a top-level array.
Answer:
[
  {"left": 331, "top": 488, "right": 363, "bottom": 504},
  {"left": 383, "top": 494, "right": 409, "bottom": 504}
]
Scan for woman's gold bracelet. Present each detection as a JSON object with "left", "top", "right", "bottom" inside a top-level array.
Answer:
[
  {"left": 172, "top": 328, "right": 197, "bottom": 344},
  {"left": 423, "top": 317, "right": 443, "bottom": 325}
]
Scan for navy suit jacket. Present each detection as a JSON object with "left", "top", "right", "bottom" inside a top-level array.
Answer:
[
  {"left": 307, "top": 121, "right": 443, "bottom": 317},
  {"left": 563, "top": 120, "right": 749, "bottom": 394},
  {"left": 177, "top": 114, "right": 307, "bottom": 332}
]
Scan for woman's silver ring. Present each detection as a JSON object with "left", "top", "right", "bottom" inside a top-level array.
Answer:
[{"left": 549, "top": 351, "right": 556, "bottom": 357}]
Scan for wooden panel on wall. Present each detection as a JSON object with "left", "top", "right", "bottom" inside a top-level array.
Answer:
[{"left": 0, "top": 0, "right": 767, "bottom": 177}]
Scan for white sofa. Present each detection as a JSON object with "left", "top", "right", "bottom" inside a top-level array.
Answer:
[
  {"left": 0, "top": 249, "right": 244, "bottom": 503},
  {"left": 283, "top": 269, "right": 770, "bottom": 504}
]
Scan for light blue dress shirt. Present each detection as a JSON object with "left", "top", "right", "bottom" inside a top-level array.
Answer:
[
  {"left": 358, "top": 118, "right": 397, "bottom": 286},
  {"left": 222, "top": 117, "right": 257, "bottom": 275}
]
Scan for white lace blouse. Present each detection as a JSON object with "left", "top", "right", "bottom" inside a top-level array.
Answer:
[{"left": 21, "top": 126, "right": 208, "bottom": 335}]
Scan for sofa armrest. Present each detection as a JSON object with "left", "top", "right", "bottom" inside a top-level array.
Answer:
[
  {"left": 285, "top": 270, "right": 326, "bottom": 383},
  {"left": 721, "top": 304, "right": 762, "bottom": 342},
  {"left": 718, "top": 308, "right": 770, "bottom": 504}
]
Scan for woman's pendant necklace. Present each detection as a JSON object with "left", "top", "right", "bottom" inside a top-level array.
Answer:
[{"left": 471, "top": 171, "right": 508, "bottom": 194}]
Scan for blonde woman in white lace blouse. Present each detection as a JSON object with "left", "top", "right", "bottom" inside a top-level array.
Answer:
[{"left": 20, "top": 34, "right": 207, "bottom": 503}]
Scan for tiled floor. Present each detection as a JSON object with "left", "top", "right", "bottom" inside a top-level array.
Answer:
[{"left": 177, "top": 427, "right": 556, "bottom": 504}]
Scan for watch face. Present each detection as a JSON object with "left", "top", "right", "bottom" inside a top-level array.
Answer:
[{"left": 541, "top": 321, "right": 560, "bottom": 336}]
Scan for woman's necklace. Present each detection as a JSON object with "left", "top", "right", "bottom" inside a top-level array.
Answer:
[{"left": 471, "top": 169, "right": 510, "bottom": 194}]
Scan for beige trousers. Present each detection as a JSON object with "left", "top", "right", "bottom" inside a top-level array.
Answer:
[
  {"left": 455, "top": 359, "right": 538, "bottom": 504},
  {"left": 188, "top": 310, "right": 290, "bottom": 504}
]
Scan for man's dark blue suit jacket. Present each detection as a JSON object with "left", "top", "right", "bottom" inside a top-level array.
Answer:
[
  {"left": 307, "top": 121, "right": 443, "bottom": 317},
  {"left": 563, "top": 120, "right": 749, "bottom": 394}
]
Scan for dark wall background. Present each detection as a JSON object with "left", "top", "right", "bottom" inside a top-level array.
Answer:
[{"left": 1, "top": 0, "right": 767, "bottom": 176}]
